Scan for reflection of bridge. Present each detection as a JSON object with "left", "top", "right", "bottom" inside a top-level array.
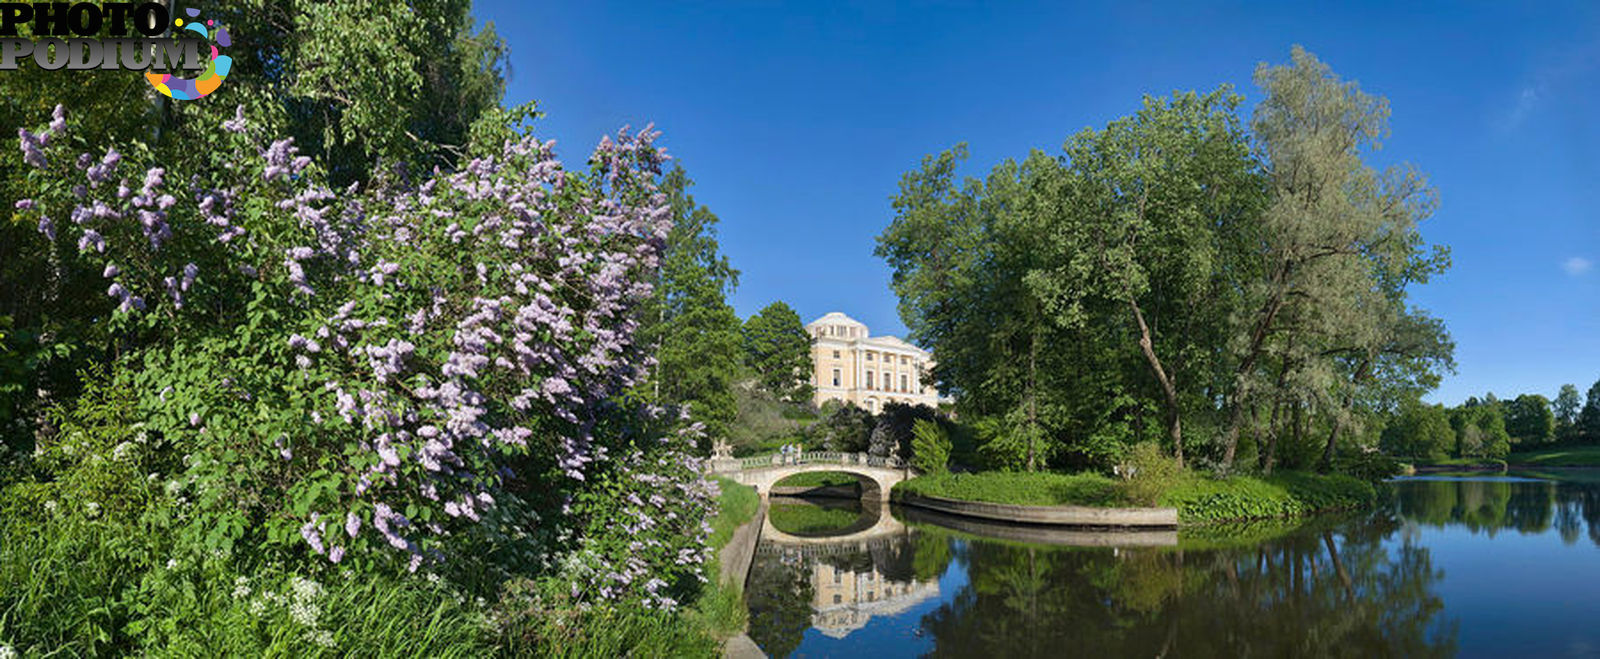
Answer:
[
  {"left": 759, "top": 499, "right": 908, "bottom": 547},
  {"left": 710, "top": 450, "right": 916, "bottom": 502}
]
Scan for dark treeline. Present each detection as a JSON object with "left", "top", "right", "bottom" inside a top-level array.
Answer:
[
  {"left": 877, "top": 47, "right": 1454, "bottom": 475},
  {"left": 1383, "top": 380, "right": 1600, "bottom": 460}
]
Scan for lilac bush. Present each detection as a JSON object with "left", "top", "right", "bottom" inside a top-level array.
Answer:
[{"left": 15, "top": 106, "right": 718, "bottom": 609}]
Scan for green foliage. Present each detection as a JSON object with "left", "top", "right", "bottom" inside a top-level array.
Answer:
[
  {"left": 1161, "top": 472, "right": 1376, "bottom": 524},
  {"left": 817, "top": 403, "right": 875, "bottom": 453},
  {"left": 1579, "top": 379, "right": 1600, "bottom": 442},
  {"left": 876, "top": 47, "right": 1453, "bottom": 475},
  {"left": 1554, "top": 384, "right": 1582, "bottom": 440},
  {"left": 1119, "top": 442, "right": 1182, "bottom": 506},
  {"left": 910, "top": 418, "right": 952, "bottom": 474},
  {"left": 894, "top": 471, "right": 1124, "bottom": 507},
  {"left": 741, "top": 301, "right": 815, "bottom": 403},
  {"left": 1504, "top": 394, "right": 1555, "bottom": 446},
  {"left": 1381, "top": 399, "right": 1455, "bottom": 459},
  {"left": 636, "top": 166, "right": 743, "bottom": 440},
  {"left": 1333, "top": 450, "right": 1406, "bottom": 482}
]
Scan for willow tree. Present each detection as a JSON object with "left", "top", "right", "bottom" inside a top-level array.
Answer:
[{"left": 1217, "top": 47, "right": 1451, "bottom": 470}]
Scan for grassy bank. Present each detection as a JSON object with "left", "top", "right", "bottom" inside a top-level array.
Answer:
[
  {"left": 1162, "top": 472, "right": 1375, "bottom": 523},
  {"left": 690, "top": 477, "right": 761, "bottom": 642},
  {"left": 893, "top": 471, "right": 1123, "bottom": 507},
  {"left": 1404, "top": 456, "right": 1508, "bottom": 470},
  {"left": 891, "top": 470, "right": 1376, "bottom": 524},
  {"left": 1509, "top": 445, "right": 1600, "bottom": 467}
]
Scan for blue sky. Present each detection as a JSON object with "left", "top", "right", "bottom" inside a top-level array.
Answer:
[{"left": 476, "top": 1, "right": 1598, "bottom": 405}]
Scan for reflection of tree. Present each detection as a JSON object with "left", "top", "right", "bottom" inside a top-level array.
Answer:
[
  {"left": 918, "top": 514, "right": 1457, "bottom": 658},
  {"left": 1391, "top": 478, "right": 1600, "bottom": 539},
  {"left": 746, "top": 550, "right": 815, "bottom": 658}
]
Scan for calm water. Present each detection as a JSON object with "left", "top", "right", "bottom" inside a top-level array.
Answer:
[{"left": 745, "top": 473, "right": 1600, "bottom": 658}]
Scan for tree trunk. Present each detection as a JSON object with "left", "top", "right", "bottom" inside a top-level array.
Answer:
[
  {"left": 1320, "top": 357, "right": 1371, "bottom": 471},
  {"left": 1130, "top": 298, "right": 1183, "bottom": 467},
  {"left": 1026, "top": 325, "right": 1039, "bottom": 472},
  {"left": 1220, "top": 265, "right": 1292, "bottom": 469}
]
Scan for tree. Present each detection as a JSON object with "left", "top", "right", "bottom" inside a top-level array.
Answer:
[
  {"left": 910, "top": 419, "right": 952, "bottom": 473},
  {"left": 1218, "top": 47, "right": 1450, "bottom": 470},
  {"left": 635, "top": 166, "right": 743, "bottom": 440},
  {"left": 741, "top": 302, "right": 814, "bottom": 403},
  {"left": 1451, "top": 403, "right": 1511, "bottom": 459},
  {"left": 1382, "top": 400, "right": 1454, "bottom": 459},
  {"left": 1554, "top": 384, "right": 1582, "bottom": 441},
  {"left": 1028, "top": 87, "right": 1262, "bottom": 468},
  {"left": 1505, "top": 394, "right": 1555, "bottom": 446},
  {"left": 1581, "top": 380, "right": 1600, "bottom": 443}
]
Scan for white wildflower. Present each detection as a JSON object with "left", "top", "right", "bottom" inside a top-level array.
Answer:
[
  {"left": 43, "top": 500, "right": 58, "bottom": 513},
  {"left": 306, "top": 629, "right": 335, "bottom": 649},
  {"left": 166, "top": 558, "right": 178, "bottom": 570},
  {"left": 0, "top": 644, "right": 15, "bottom": 659},
  {"left": 84, "top": 501, "right": 101, "bottom": 517},
  {"left": 232, "top": 576, "right": 252, "bottom": 599}
]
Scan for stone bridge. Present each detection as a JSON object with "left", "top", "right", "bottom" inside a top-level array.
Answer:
[{"left": 710, "top": 450, "right": 916, "bottom": 502}]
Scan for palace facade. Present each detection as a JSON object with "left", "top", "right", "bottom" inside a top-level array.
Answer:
[{"left": 806, "top": 311, "right": 941, "bottom": 412}]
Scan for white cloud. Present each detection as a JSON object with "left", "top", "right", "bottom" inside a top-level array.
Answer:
[
  {"left": 1563, "top": 256, "right": 1593, "bottom": 276},
  {"left": 1506, "top": 86, "right": 1541, "bottom": 128}
]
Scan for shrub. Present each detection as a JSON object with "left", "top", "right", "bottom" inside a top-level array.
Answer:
[
  {"left": 1334, "top": 450, "right": 1405, "bottom": 482},
  {"left": 5, "top": 102, "right": 723, "bottom": 654},
  {"left": 910, "top": 418, "right": 951, "bottom": 474},
  {"left": 1119, "top": 442, "right": 1182, "bottom": 506}
]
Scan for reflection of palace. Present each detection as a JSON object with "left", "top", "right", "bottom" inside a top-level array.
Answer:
[{"left": 808, "top": 561, "right": 939, "bottom": 639}]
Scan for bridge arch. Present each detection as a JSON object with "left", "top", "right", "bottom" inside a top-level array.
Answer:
[{"left": 717, "top": 452, "right": 914, "bottom": 503}]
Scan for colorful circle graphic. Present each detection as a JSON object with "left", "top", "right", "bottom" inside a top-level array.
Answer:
[{"left": 144, "top": 7, "right": 232, "bottom": 101}]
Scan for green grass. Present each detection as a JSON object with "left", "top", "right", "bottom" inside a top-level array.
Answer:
[
  {"left": 1405, "top": 456, "right": 1508, "bottom": 469},
  {"left": 891, "top": 469, "right": 1376, "bottom": 526},
  {"left": 1160, "top": 471, "right": 1376, "bottom": 524},
  {"left": 686, "top": 476, "right": 760, "bottom": 642},
  {"left": 707, "top": 476, "right": 760, "bottom": 551},
  {"left": 1509, "top": 444, "right": 1600, "bottom": 467},
  {"left": 893, "top": 471, "right": 1124, "bottom": 507},
  {"left": 772, "top": 472, "right": 862, "bottom": 489}
]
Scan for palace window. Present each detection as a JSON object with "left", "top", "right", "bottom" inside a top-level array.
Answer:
[
  {"left": 832, "top": 350, "right": 840, "bottom": 359},
  {"left": 865, "top": 352, "right": 873, "bottom": 361},
  {"left": 832, "top": 369, "right": 841, "bottom": 387},
  {"left": 901, "top": 374, "right": 908, "bottom": 392},
  {"left": 865, "top": 371, "right": 874, "bottom": 389}
]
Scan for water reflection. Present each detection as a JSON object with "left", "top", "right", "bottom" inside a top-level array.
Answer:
[
  {"left": 747, "top": 500, "right": 1459, "bottom": 657},
  {"left": 1393, "top": 473, "right": 1600, "bottom": 545},
  {"left": 748, "top": 476, "right": 1600, "bottom": 657}
]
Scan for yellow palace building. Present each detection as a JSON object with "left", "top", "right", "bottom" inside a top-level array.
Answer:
[{"left": 805, "top": 312, "right": 941, "bottom": 413}]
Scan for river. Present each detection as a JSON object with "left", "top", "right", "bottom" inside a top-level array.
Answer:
[{"left": 743, "top": 472, "right": 1600, "bottom": 658}]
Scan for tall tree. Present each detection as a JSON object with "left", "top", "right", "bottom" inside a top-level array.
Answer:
[
  {"left": 740, "top": 301, "right": 814, "bottom": 403},
  {"left": 1217, "top": 46, "right": 1449, "bottom": 470},
  {"left": 1554, "top": 384, "right": 1582, "bottom": 440},
  {"left": 1029, "top": 87, "right": 1262, "bottom": 467},
  {"left": 634, "top": 166, "right": 743, "bottom": 439},
  {"left": 1579, "top": 380, "right": 1600, "bottom": 443},
  {"left": 1505, "top": 394, "right": 1555, "bottom": 446}
]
